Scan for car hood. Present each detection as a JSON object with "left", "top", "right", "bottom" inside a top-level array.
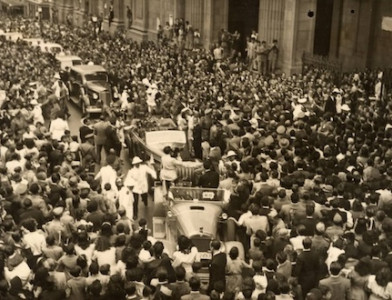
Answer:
[
  {"left": 171, "top": 202, "right": 222, "bottom": 238},
  {"left": 85, "top": 81, "right": 110, "bottom": 93}
]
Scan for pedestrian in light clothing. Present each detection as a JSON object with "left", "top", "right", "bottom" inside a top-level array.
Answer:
[
  {"left": 124, "top": 156, "right": 156, "bottom": 219},
  {"left": 319, "top": 262, "right": 351, "bottom": 300}
]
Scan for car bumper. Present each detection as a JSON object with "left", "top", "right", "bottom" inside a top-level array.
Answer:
[{"left": 86, "top": 107, "right": 102, "bottom": 113}]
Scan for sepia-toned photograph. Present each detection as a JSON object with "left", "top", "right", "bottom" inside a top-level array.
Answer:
[{"left": 0, "top": 0, "right": 391, "bottom": 299}]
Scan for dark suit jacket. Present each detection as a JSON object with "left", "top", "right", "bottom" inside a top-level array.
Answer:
[
  {"left": 18, "top": 207, "right": 45, "bottom": 228},
  {"left": 199, "top": 170, "right": 220, "bottom": 189},
  {"left": 299, "top": 217, "right": 317, "bottom": 236},
  {"left": 295, "top": 250, "right": 320, "bottom": 294},
  {"left": 104, "top": 125, "right": 121, "bottom": 151},
  {"left": 208, "top": 252, "right": 227, "bottom": 291},
  {"left": 169, "top": 281, "right": 191, "bottom": 300}
]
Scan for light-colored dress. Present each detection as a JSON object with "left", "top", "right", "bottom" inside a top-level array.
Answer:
[
  {"left": 225, "top": 257, "right": 249, "bottom": 293},
  {"left": 367, "top": 275, "right": 392, "bottom": 300}
]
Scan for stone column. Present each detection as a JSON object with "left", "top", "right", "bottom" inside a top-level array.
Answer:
[
  {"left": 174, "top": 0, "right": 185, "bottom": 19},
  {"left": 281, "top": 0, "right": 316, "bottom": 75},
  {"left": 127, "top": 0, "right": 148, "bottom": 42},
  {"left": 109, "top": 0, "right": 125, "bottom": 34},
  {"left": 58, "top": 0, "right": 73, "bottom": 24},
  {"left": 258, "top": 0, "right": 285, "bottom": 43},
  {"left": 202, "top": 0, "right": 213, "bottom": 50},
  {"left": 185, "top": 0, "right": 203, "bottom": 33}
]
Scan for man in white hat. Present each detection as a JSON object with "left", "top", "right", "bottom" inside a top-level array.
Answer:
[{"left": 123, "top": 156, "right": 157, "bottom": 219}]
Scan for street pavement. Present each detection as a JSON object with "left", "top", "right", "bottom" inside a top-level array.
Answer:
[{"left": 66, "top": 101, "right": 155, "bottom": 231}]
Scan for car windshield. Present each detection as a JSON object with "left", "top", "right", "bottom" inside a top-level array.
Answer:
[{"left": 85, "top": 72, "right": 108, "bottom": 82}]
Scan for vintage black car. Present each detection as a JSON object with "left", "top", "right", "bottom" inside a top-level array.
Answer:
[{"left": 69, "top": 65, "right": 112, "bottom": 114}]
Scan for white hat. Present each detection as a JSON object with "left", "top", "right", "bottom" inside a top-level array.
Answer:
[
  {"left": 249, "top": 118, "right": 258, "bottom": 129},
  {"left": 132, "top": 156, "right": 143, "bottom": 165},
  {"left": 54, "top": 73, "right": 61, "bottom": 80},
  {"left": 332, "top": 88, "right": 341, "bottom": 94},
  {"left": 30, "top": 99, "right": 38, "bottom": 105},
  {"left": 341, "top": 104, "right": 350, "bottom": 112},
  {"left": 298, "top": 98, "right": 307, "bottom": 104},
  {"left": 227, "top": 150, "right": 237, "bottom": 157},
  {"left": 53, "top": 206, "right": 64, "bottom": 216}
]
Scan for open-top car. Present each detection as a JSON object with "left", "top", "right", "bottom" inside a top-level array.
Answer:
[
  {"left": 69, "top": 64, "right": 112, "bottom": 114},
  {"left": 125, "top": 118, "right": 203, "bottom": 183}
]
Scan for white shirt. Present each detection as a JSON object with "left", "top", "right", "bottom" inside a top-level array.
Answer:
[
  {"left": 124, "top": 164, "right": 156, "bottom": 194},
  {"left": 23, "top": 230, "right": 47, "bottom": 256},
  {"left": 95, "top": 165, "right": 118, "bottom": 191},
  {"left": 172, "top": 246, "right": 199, "bottom": 276},
  {"left": 5, "top": 261, "right": 31, "bottom": 286},
  {"left": 93, "top": 247, "right": 117, "bottom": 274},
  {"left": 49, "top": 118, "right": 69, "bottom": 141},
  {"left": 118, "top": 186, "right": 134, "bottom": 220}
]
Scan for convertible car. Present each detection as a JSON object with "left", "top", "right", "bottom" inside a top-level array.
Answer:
[{"left": 124, "top": 118, "right": 203, "bottom": 183}]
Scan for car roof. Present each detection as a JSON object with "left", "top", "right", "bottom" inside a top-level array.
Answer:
[
  {"left": 42, "top": 42, "right": 62, "bottom": 48},
  {"left": 70, "top": 65, "right": 107, "bottom": 74},
  {"left": 55, "top": 55, "right": 82, "bottom": 61},
  {"left": 4, "top": 32, "right": 22, "bottom": 36},
  {"left": 23, "top": 38, "right": 43, "bottom": 41}
]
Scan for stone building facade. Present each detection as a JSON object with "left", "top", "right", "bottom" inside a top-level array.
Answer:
[{"left": 39, "top": 0, "right": 392, "bottom": 74}]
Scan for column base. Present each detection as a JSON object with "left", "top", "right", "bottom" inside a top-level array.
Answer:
[
  {"left": 126, "top": 26, "right": 148, "bottom": 42},
  {"left": 281, "top": 61, "right": 302, "bottom": 75},
  {"left": 109, "top": 19, "right": 124, "bottom": 35}
]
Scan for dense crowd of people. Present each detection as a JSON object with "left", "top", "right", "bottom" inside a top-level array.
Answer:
[{"left": 0, "top": 14, "right": 391, "bottom": 300}]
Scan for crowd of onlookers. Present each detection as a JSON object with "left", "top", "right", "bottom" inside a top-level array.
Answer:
[{"left": 0, "top": 14, "right": 391, "bottom": 300}]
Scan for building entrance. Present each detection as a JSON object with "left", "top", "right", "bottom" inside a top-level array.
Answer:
[
  {"left": 228, "top": 0, "right": 259, "bottom": 55},
  {"left": 313, "top": 0, "right": 334, "bottom": 56}
]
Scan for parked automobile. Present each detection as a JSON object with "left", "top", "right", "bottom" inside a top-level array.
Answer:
[
  {"left": 55, "top": 54, "right": 82, "bottom": 71},
  {"left": 22, "top": 37, "right": 44, "bottom": 47},
  {"left": 40, "top": 42, "right": 63, "bottom": 55},
  {"left": 153, "top": 186, "right": 244, "bottom": 285},
  {"left": 0, "top": 31, "right": 23, "bottom": 42},
  {"left": 69, "top": 64, "right": 112, "bottom": 114}
]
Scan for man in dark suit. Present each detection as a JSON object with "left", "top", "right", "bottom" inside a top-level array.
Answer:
[
  {"left": 299, "top": 204, "right": 318, "bottom": 236},
  {"left": 93, "top": 115, "right": 109, "bottom": 164},
  {"left": 208, "top": 240, "right": 227, "bottom": 294},
  {"left": 319, "top": 262, "right": 351, "bottom": 300},
  {"left": 198, "top": 160, "right": 219, "bottom": 189},
  {"left": 182, "top": 276, "right": 210, "bottom": 300},
  {"left": 295, "top": 237, "right": 320, "bottom": 296},
  {"left": 170, "top": 266, "right": 191, "bottom": 300},
  {"left": 104, "top": 116, "right": 122, "bottom": 157},
  {"left": 18, "top": 198, "right": 45, "bottom": 228}
]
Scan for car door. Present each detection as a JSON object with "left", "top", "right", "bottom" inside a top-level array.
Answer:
[{"left": 69, "top": 71, "right": 82, "bottom": 102}]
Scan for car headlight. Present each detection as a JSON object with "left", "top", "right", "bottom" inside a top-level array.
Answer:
[
  {"left": 221, "top": 213, "right": 228, "bottom": 220},
  {"left": 167, "top": 211, "right": 173, "bottom": 218},
  {"left": 92, "top": 93, "right": 98, "bottom": 100}
]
